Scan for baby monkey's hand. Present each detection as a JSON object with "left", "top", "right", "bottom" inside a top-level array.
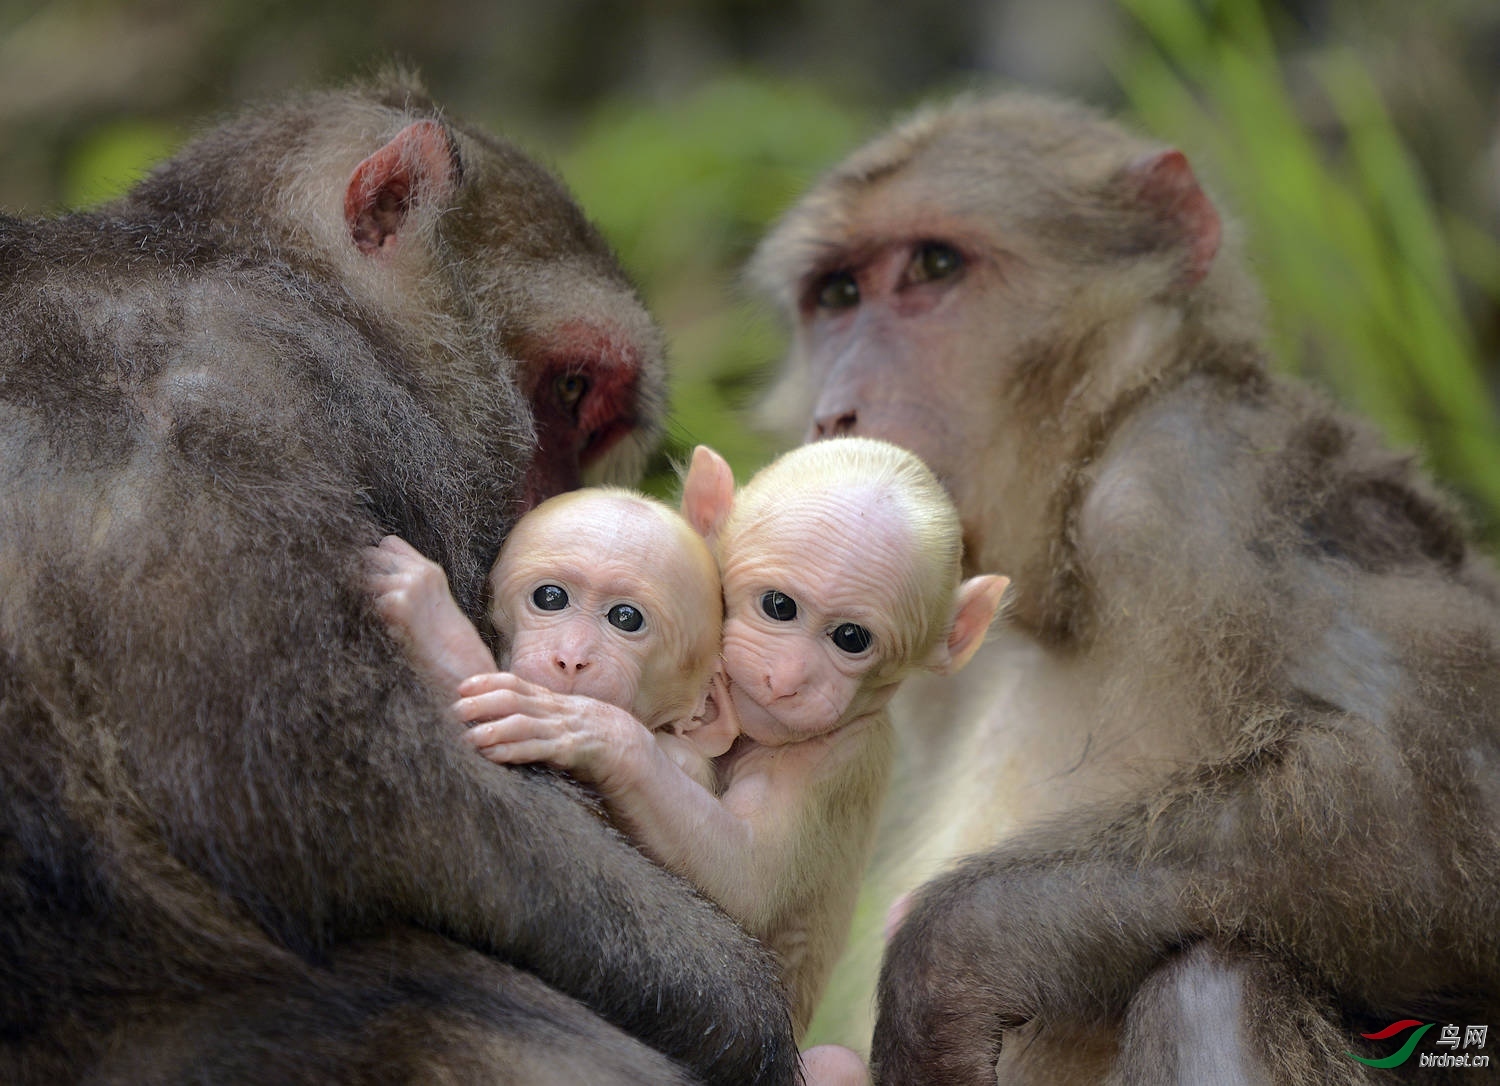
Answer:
[
  {"left": 456, "top": 671, "right": 653, "bottom": 793},
  {"left": 363, "top": 535, "right": 496, "bottom": 691}
]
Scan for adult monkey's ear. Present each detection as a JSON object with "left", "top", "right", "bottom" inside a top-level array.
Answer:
[
  {"left": 344, "top": 119, "right": 461, "bottom": 256},
  {"left": 1120, "top": 148, "right": 1220, "bottom": 289},
  {"left": 681, "top": 445, "right": 735, "bottom": 544}
]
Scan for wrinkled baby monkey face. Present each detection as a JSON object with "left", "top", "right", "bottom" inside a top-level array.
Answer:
[
  {"left": 719, "top": 502, "right": 911, "bottom": 747},
  {"left": 503, "top": 570, "right": 660, "bottom": 714},
  {"left": 490, "top": 494, "right": 720, "bottom": 728}
]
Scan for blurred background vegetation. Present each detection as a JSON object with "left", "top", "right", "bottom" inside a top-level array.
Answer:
[
  {"left": 4, "top": 0, "right": 1500, "bottom": 537},
  {"left": 5, "top": 0, "right": 1500, "bottom": 1050}
]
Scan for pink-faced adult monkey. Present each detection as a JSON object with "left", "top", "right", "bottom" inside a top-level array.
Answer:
[
  {"left": 752, "top": 92, "right": 1500, "bottom": 1084},
  {"left": 0, "top": 77, "right": 797, "bottom": 1085}
]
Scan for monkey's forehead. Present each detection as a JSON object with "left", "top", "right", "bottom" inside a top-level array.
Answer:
[
  {"left": 725, "top": 494, "right": 918, "bottom": 580},
  {"left": 514, "top": 493, "right": 712, "bottom": 568},
  {"left": 497, "top": 499, "right": 721, "bottom": 611},
  {"left": 504, "top": 524, "right": 702, "bottom": 581},
  {"left": 833, "top": 93, "right": 1148, "bottom": 191},
  {"left": 750, "top": 93, "right": 1158, "bottom": 294}
]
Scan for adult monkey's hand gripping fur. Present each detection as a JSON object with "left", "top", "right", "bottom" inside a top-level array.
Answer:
[{"left": 0, "top": 77, "right": 797, "bottom": 1085}]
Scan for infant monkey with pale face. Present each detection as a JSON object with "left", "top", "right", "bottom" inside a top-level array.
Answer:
[
  {"left": 673, "top": 437, "right": 1005, "bottom": 1029},
  {"left": 367, "top": 486, "right": 735, "bottom": 792},
  {"left": 369, "top": 438, "right": 1005, "bottom": 1080}
]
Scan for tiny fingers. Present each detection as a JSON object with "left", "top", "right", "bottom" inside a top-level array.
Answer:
[
  {"left": 453, "top": 689, "right": 521, "bottom": 723},
  {"left": 461, "top": 712, "right": 566, "bottom": 746},
  {"left": 463, "top": 715, "right": 571, "bottom": 770},
  {"left": 457, "top": 670, "right": 539, "bottom": 698},
  {"left": 462, "top": 716, "right": 525, "bottom": 747},
  {"left": 362, "top": 551, "right": 406, "bottom": 589},
  {"left": 376, "top": 534, "right": 425, "bottom": 560},
  {"left": 468, "top": 738, "right": 567, "bottom": 767}
]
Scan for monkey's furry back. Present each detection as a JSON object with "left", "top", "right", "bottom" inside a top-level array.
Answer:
[
  {"left": 0, "top": 82, "right": 798, "bottom": 1086},
  {"left": 0, "top": 180, "right": 510, "bottom": 1034}
]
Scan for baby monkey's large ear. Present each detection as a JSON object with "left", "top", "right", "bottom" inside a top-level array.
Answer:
[
  {"left": 924, "top": 575, "right": 1009, "bottom": 676},
  {"left": 679, "top": 668, "right": 739, "bottom": 760},
  {"left": 681, "top": 445, "right": 735, "bottom": 543}
]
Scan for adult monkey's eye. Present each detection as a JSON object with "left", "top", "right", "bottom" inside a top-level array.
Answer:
[
  {"left": 761, "top": 591, "right": 798, "bottom": 622},
  {"left": 814, "top": 271, "right": 860, "bottom": 310},
  {"left": 533, "top": 584, "right": 568, "bottom": 611},
  {"left": 607, "top": 604, "right": 644, "bottom": 632},
  {"left": 908, "top": 242, "right": 963, "bottom": 284},
  {"left": 831, "top": 623, "right": 873, "bottom": 654},
  {"left": 555, "top": 372, "right": 588, "bottom": 410}
]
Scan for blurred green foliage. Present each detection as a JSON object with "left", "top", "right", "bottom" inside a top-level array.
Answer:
[
  {"left": 558, "top": 75, "right": 871, "bottom": 493},
  {"left": 61, "top": 119, "right": 180, "bottom": 209},
  {"left": 1117, "top": 0, "right": 1500, "bottom": 536}
]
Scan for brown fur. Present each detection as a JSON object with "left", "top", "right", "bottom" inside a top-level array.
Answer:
[
  {"left": 0, "top": 77, "right": 796, "bottom": 1084},
  {"left": 753, "top": 92, "right": 1500, "bottom": 1084}
]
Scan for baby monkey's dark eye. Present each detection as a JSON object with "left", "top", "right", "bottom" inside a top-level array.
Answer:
[
  {"left": 831, "top": 623, "right": 873, "bottom": 654},
  {"left": 607, "top": 604, "right": 644, "bottom": 632},
  {"left": 908, "top": 241, "right": 963, "bottom": 284},
  {"left": 814, "top": 271, "right": 859, "bottom": 311},
  {"left": 761, "top": 591, "right": 798, "bottom": 622},
  {"left": 555, "top": 372, "right": 588, "bottom": 410},
  {"left": 533, "top": 584, "right": 568, "bottom": 611}
]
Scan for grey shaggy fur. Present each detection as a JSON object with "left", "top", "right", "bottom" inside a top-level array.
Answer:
[{"left": 0, "top": 79, "right": 795, "bottom": 1085}]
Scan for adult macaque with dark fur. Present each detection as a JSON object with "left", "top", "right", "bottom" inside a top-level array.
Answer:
[
  {"left": 753, "top": 93, "right": 1500, "bottom": 1084},
  {"left": 0, "top": 77, "right": 797, "bottom": 1085},
  {"left": 368, "top": 488, "right": 738, "bottom": 791}
]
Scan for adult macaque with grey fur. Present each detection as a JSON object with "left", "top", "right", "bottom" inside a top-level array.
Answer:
[
  {"left": 368, "top": 488, "right": 738, "bottom": 791},
  {"left": 753, "top": 93, "right": 1500, "bottom": 1084},
  {"left": 0, "top": 78, "right": 797, "bottom": 1085}
]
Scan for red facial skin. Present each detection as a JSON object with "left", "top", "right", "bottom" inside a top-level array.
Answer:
[{"left": 515, "top": 321, "right": 645, "bottom": 508}]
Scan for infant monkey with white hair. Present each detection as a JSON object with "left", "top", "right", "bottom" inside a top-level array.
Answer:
[
  {"left": 368, "top": 438, "right": 1007, "bottom": 1085},
  {"left": 368, "top": 485, "right": 735, "bottom": 792}
]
